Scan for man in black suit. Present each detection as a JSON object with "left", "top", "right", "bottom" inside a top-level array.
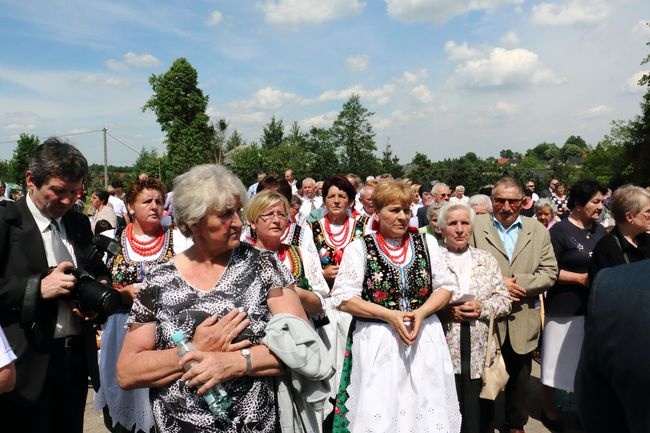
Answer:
[
  {"left": 0, "top": 138, "right": 110, "bottom": 433},
  {"left": 575, "top": 259, "right": 650, "bottom": 433}
]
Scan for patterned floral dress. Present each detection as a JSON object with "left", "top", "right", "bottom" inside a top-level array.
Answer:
[
  {"left": 330, "top": 232, "right": 462, "bottom": 433},
  {"left": 127, "top": 243, "right": 294, "bottom": 433}
]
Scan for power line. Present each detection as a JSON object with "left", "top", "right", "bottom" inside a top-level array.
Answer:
[
  {"left": 105, "top": 131, "right": 141, "bottom": 154},
  {"left": 0, "top": 129, "right": 105, "bottom": 145}
]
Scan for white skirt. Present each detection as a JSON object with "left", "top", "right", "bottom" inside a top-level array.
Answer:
[
  {"left": 541, "top": 315, "right": 585, "bottom": 392},
  {"left": 344, "top": 314, "right": 461, "bottom": 433},
  {"left": 94, "top": 312, "right": 155, "bottom": 432}
]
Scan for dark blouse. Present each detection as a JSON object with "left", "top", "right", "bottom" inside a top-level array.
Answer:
[
  {"left": 588, "top": 228, "right": 650, "bottom": 283},
  {"left": 546, "top": 218, "right": 606, "bottom": 316}
]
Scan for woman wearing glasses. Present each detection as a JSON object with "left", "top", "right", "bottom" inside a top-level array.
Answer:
[{"left": 244, "top": 190, "right": 330, "bottom": 322}]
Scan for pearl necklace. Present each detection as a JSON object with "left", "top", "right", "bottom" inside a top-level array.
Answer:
[
  {"left": 375, "top": 232, "right": 410, "bottom": 265},
  {"left": 324, "top": 217, "right": 352, "bottom": 248},
  {"left": 126, "top": 224, "right": 165, "bottom": 256}
]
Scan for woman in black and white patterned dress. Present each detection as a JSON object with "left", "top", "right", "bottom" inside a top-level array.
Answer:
[{"left": 117, "top": 164, "right": 307, "bottom": 433}]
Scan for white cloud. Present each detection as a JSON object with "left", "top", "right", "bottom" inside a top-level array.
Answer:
[
  {"left": 106, "top": 59, "right": 128, "bottom": 72},
  {"left": 106, "top": 52, "right": 160, "bottom": 71},
  {"left": 499, "top": 30, "right": 519, "bottom": 46},
  {"left": 346, "top": 54, "right": 369, "bottom": 72},
  {"left": 578, "top": 105, "right": 612, "bottom": 119},
  {"left": 447, "top": 46, "right": 564, "bottom": 89},
  {"left": 207, "top": 9, "right": 224, "bottom": 26},
  {"left": 633, "top": 20, "right": 650, "bottom": 36},
  {"left": 300, "top": 111, "right": 338, "bottom": 129},
  {"left": 4, "top": 123, "right": 35, "bottom": 131},
  {"left": 259, "top": 0, "right": 364, "bottom": 26},
  {"left": 316, "top": 83, "right": 395, "bottom": 105},
  {"left": 489, "top": 100, "right": 519, "bottom": 116},
  {"left": 531, "top": 0, "right": 611, "bottom": 26},
  {"left": 444, "top": 41, "right": 481, "bottom": 61},
  {"left": 624, "top": 71, "right": 650, "bottom": 92},
  {"left": 124, "top": 52, "right": 160, "bottom": 68},
  {"left": 104, "top": 77, "right": 131, "bottom": 87},
  {"left": 400, "top": 70, "right": 428, "bottom": 83},
  {"left": 67, "top": 128, "right": 93, "bottom": 134},
  {"left": 410, "top": 84, "right": 434, "bottom": 104},
  {"left": 231, "top": 87, "right": 306, "bottom": 109},
  {"left": 386, "top": 0, "right": 523, "bottom": 25}
]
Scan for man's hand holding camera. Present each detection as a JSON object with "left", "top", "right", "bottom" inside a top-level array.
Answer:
[{"left": 41, "top": 261, "right": 77, "bottom": 299}]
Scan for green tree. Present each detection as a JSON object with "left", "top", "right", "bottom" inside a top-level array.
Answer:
[
  {"left": 260, "top": 116, "right": 284, "bottom": 148},
  {"left": 581, "top": 136, "right": 628, "bottom": 187},
  {"left": 406, "top": 152, "right": 435, "bottom": 183},
  {"left": 303, "top": 127, "right": 341, "bottom": 180},
  {"left": 143, "top": 58, "right": 212, "bottom": 179},
  {"left": 331, "top": 94, "right": 379, "bottom": 178},
  {"left": 525, "top": 142, "right": 559, "bottom": 162},
  {"left": 0, "top": 160, "right": 10, "bottom": 181},
  {"left": 226, "top": 129, "right": 245, "bottom": 151},
  {"left": 209, "top": 118, "right": 229, "bottom": 164},
  {"left": 499, "top": 149, "right": 514, "bottom": 159},
  {"left": 9, "top": 133, "right": 40, "bottom": 186},
  {"left": 285, "top": 122, "right": 306, "bottom": 147},
  {"left": 226, "top": 144, "right": 265, "bottom": 186},
  {"left": 125, "top": 147, "right": 166, "bottom": 186},
  {"left": 379, "top": 143, "right": 404, "bottom": 178}
]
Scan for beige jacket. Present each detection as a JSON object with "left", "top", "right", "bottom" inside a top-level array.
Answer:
[{"left": 471, "top": 214, "right": 557, "bottom": 354}]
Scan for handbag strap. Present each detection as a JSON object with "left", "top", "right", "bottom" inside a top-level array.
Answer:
[{"left": 483, "top": 312, "right": 502, "bottom": 368}]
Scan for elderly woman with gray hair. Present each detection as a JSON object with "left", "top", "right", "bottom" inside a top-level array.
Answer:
[
  {"left": 117, "top": 164, "right": 329, "bottom": 433},
  {"left": 438, "top": 202, "right": 511, "bottom": 433},
  {"left": 534, "top": 198, "right": 558, "bottom": 229}
]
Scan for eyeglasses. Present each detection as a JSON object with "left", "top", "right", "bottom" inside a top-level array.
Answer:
[
  {"left": 436, "top": 193, "right": 450, "bottom": 198},
  {"left": 258, "top": 211, "right": 289, "bottom": 222},
  {"left": 493, "top": 197, "right": 522, "bottom": 206}
]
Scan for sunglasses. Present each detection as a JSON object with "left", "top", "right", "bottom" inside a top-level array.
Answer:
[{"left": 493, "top": 197, "right": 522, "bottom": 205}]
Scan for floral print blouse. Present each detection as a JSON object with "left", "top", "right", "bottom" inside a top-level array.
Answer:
[{"left": 440, "top": 246, "right": 512, "bottom": 379}]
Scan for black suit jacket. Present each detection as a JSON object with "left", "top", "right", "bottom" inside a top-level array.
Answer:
[
  {"left": 0, "top": 198, "right": 110, "bottom": 402},
  {"left": 575, "top": 259, "right": 650, "bottom": 433},
  {"left": 416, "top": 205, "right": 429, "bottom": 228}
]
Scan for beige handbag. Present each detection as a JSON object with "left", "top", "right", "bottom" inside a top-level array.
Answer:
[{"left": 479, "top": 313, "right": 509, "bottom": 400}]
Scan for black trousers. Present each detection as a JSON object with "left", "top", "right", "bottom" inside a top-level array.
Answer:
[
  {"left": 455, "top": 322, "right": 493, "bottom": 433},
  {"left": 501, "top": 332, "right": 532, "bottom": 430},
  {"left": 2, "top": 336, "right": 88, "bottom": 433}
]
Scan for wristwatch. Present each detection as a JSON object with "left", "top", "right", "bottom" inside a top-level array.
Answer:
[{"left": 240, "top": 348, "right": 252, "bottom": 375}]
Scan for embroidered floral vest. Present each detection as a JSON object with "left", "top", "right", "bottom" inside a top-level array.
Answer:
[
  {"left": 282, "top": 223, "right": 302, "bottom": 247},
  {"left": 282, "top": 244, "right": 311, "bottom": 291},
  {"left": 108, "top": 226, "right": 175, "bottom": 289},
  {"left": 311, "top": 216, "right": 368, "bottom": 267},
  {"left": 361, "top": 232, "right": 432, "bottom": 311}
]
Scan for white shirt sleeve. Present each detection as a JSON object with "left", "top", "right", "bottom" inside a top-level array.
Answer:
[
  {"left": 0, "top": 327, "right": 16, "bottom": 368},
  {"left": 423, "top": 233, "right": 457, "bottom": 294},
  {"left": 329, "top": 238, "right": 366, "bottom": 307}
]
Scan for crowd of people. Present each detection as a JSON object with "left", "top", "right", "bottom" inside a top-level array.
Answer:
[{"left": 0, "top": 138, "right": 649, "bottom": 433}]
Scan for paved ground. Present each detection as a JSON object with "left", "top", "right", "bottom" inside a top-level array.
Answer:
[{"left": 83, "top": 362, "right": 583, "bottom": 432}]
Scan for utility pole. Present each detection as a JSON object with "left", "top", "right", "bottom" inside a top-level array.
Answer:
[{"left": 103, "top": 127, "right": 108, "bottom": 188}]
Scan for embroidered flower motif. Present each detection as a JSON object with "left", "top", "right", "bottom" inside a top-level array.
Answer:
[
  {"left": 373, "top": 290, "right": 388, "bottom": 301},
  {"left": 418, "top": 287, "right": 429, "bottom": 297}
]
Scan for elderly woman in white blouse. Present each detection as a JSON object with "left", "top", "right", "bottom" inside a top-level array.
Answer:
[{"left": 438, "top": 202, "right": 512, "bottom": 433}]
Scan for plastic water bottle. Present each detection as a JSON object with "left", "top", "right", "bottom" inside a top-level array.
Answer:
[{"left": 171, "top": 330, "right": 231, "bottom": 418}]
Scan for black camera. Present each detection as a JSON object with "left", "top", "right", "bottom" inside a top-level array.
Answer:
[
  {"left": 68, "top": 268, "right": 121, "bottom": 318},
  {"left": 67, "top": 235, "right": 123, "bottom": 318}
]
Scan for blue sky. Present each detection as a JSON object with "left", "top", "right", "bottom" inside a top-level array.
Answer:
[{"left": 0, "top": 0, "right": 648, "bottom": 169}]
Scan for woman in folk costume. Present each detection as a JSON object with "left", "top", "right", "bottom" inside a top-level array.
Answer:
[{"left": 330, "top": 180, "right": 461, "bottom": 433}]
